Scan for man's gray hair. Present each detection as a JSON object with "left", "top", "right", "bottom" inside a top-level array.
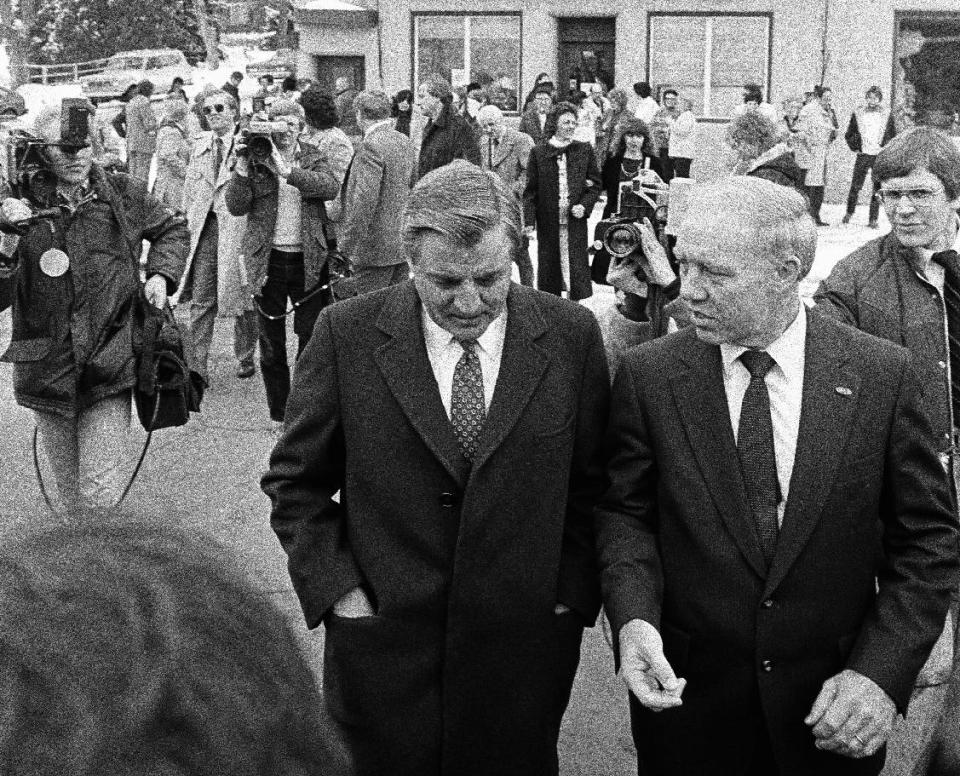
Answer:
[
  {"left": 477, "top": 104, "right": 503, "bottom": 124},
  {"left": 353, "top": 90, "right": 392, "bottom": 121},
  {"left": 682, "top": 177, "right": 817, "bottom": 279},
  {"left": 401, "top": 160, "right": 522, "bottom": 263},
  {"left": 420, "top": 75, "right": 452, "bottom": 102}
]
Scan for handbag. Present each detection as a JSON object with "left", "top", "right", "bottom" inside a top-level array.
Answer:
[{"left": 132, "top": 290, "right": 204, "bottom": 431}]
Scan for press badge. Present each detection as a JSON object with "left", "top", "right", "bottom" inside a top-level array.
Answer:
[{"left": 39, "top": 248, "right": 70, "bottom": 277}]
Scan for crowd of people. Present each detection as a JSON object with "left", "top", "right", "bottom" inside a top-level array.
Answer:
[{"left": 2, "top": 61, "right": 960, "bottom": 776}]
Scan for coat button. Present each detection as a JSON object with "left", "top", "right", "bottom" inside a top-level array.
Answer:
[
  {"left": 761, "top": 659, "right": 774, "bottom": 672},
  {"left": 761, "top": 599, "right": 774, "bottom": 609},
  {"left": 439, "top": 492, "right": 457, "bottom": 508},
  {"left": 939, "top": 360, "right": 947, "bottom": 369}
]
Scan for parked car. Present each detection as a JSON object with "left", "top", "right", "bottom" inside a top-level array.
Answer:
[
  {"left": 245, "top": 49, "right": 295, "bottom": 82},
  {"left": 0, "top": 86, "right": 27, "bottom": 119},
  {"left": 80, "top": 49, "right": 193, "bottom": 104}
]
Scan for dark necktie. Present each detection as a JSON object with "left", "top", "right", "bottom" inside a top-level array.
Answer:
[
  {"left": 213, "top": 138, "right": 224, "bottom": 179},
  {"left": 451, "top": 340, "right": 486, "bottom": 461},
  {"left": 933, "top": 249, "right": 960, "bottom": 425},
  {"left": 737, "top": 350, "right": 780, "bottom": 566}
]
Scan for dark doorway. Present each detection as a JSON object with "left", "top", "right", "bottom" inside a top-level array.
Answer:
[
  {"left": 894, "top": 13, "right": 960, "bottom": 132},
  {"left": 313, "top": 56, "right": 365, "bottom": 96},
  {"left": 557, "top": 17, "right": 616, "bottom": 97}
]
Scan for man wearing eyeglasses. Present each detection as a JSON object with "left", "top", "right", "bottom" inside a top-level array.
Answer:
[
  {"left": 816, "top": 125, "right": 960, "bottom": 775},
  {"left": 175, "top": 89, "right": 258, "bottom": 384}
]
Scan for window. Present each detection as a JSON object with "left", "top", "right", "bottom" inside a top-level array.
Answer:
[
  {"left": 413, "top": 13, "right": 522, "bottom": 112},
  {"left": 648, "top": 13, "right": 771, "bottom": 118}
]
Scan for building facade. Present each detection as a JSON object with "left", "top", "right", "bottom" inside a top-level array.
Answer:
[{"left": 295, "top": 0, "right": 960, "bottom": 200}]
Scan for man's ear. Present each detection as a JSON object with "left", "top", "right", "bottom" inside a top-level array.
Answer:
[{"left": 777, "top": 254, "right": 802, "bottom": 282}]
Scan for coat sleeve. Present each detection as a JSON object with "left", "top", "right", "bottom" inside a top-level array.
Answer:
[
  {"left": 457, "top": 122, "right": 481, "bottom": 166},
  {"left": 514, "top": 132, "right": 534, "bottom": 197},
  {"left": 558, "top": 314, "right": 611, "bottom": 623},
  {"left": 338, "top": 143, "right": 383, "bottom": 263},
  {"left": 125, "top": 178, "right": 190, "bottom": 292},
  {"left": 523, "top": 147, "right": 539, "bottom": 228},
  {"left": 844, "top": 113, "right": 861, "bottom": 153},
  {"left": 287, "top": 135, "right": 353, "bottom": 201},
  {"left": 578, "top": 145, "right": 602, "bottom": 214},
  {"left": 224, "top": 172, "right": 255, "bottom": 216},
  {"left": 594, "top": 352, "right": 665, "bottom": 639},
  {"left": 261, "top": 307, "right": 364, "bottom": 629},
  {"left": 846, "top": 353, "right": 960, "bottom": 712},
  {"left": 812, "top": 253, "right": 866, "bottom": 327}
]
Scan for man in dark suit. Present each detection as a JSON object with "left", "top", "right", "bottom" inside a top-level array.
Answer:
[
  {"left": 262, "top": 160, "right": 609, "bottom": 776},
  {"left": 519, "top": 87, "right": 554, "bottom": 145},
  {"left": 339, "top": 89, "right": 415, "bottom": 295},
  {"left": 415, "top": 75, "right": 480, "bottom": 180},
  {"left": 595, "top": 176, "right": 959, "bottom": 776}
]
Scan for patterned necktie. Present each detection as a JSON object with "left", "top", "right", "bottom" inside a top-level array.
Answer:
[
  {"left": 932, "top": 249, "right": 960, "bottom": 426},
  {"left": 451, "top": 339, "right": 486, "bottom": 461},
  {"left": 737, "top": 350, "right": 780, "bottom": 566}
]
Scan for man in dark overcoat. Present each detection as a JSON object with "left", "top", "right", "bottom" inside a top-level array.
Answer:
[
  {"left": 262, "top": 160, "right": 610, "bottom": 776},
  {"left": 595, "top": 177, "right": 959, "bottom": 776},
  {"left": 415, "top": 75, "right": 480, "bottom": 181}
]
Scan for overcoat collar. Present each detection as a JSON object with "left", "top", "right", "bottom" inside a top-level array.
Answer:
[
  {"left": 669, "top": 310, "right": 861, "bottom": 588},
  {"left": 373, "top": 282, "right": 550, "bottom": 486}
]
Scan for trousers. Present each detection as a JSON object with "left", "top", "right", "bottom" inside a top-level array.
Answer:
[
  {"left": 845, "top": 153, "right": 881, "bottom": 223},
  {"left": 34, "top": 391, "right": 131, "bottom": 512},
  {"left": 256, "top": 249, "right": 328, "bottom": 422}
]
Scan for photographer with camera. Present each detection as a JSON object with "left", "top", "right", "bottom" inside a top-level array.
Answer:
[
  {"left": 0, "top": 101, "right": 188, "bottom": 512},
  {"left": 226, "top": 92, "right": 352, "bottom": 426}
]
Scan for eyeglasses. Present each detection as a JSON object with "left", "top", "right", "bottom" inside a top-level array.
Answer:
[
  {"left": 876, "top": 188, "right": 941, "bottom": 206},
  {"left": 202, "top": 104, "right": 227, "bottom": 115}
]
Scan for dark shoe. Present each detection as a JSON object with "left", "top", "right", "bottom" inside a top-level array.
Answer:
[
  {"left": 867, "top": 220, "right": 879, "bottom": 229},
  {"left": 841, "top": 213, "right": 852, "bottom": 224},
  {"left": 814, "top": 217, "right": 829, "bottom": 227},
  {"left": 236, "top": 363, "right": 255, "bottom": 379}
]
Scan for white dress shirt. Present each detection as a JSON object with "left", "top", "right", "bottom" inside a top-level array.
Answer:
[
  {"left": 720, "top": 304, "right": 807, "bottom": 526},
  {"left": 422, "top": 308, "right": 508, "bottom": 418}
]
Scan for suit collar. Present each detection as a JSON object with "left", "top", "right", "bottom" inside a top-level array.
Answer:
[
  {"left": 374, "top": 282, "right": 550, "bottom": 480},
  {"left": 764, "top": 309, "right": 861, "bottom": 594}
]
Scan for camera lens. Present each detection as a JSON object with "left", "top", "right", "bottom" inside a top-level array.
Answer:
[{"left": 248, "top": 135, "right": 272, "bottom": 160}]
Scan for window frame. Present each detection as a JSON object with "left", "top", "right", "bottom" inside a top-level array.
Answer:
[
  {"left": 411, "top": 11, "right": 524, "bottom": 115},
  {"left": 646, "top": 11, "right": 774, "bottom": 122}
]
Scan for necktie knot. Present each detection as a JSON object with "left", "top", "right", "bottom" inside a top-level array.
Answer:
[
  {"left": 457, "top": 339, "right": 478, "bottom": 354},
  {"left": 740, "top": 350, "right": 775, "bottom": 379}
]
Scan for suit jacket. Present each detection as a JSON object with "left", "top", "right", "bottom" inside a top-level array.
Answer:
[
  {"left": 595, "top": 311, "right": 959, "bottom": 776},
  {"left": 262, "top": 281, "right": 609, "bottom": 775},
  {"left": 338, "top": 122, "right": 414, "bottom": 268},
  {"left": 479, "top": 126, "right": 534, "bottom": 199}
]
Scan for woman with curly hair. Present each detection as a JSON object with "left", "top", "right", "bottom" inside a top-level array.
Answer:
[
  {"left": 391, "top": 88, "right": 414, "bottom": 136},
  {"left": 726, "top": 110, "right": 805, "bottom": 192},
  {"left": 523, "top": 101, "right": 602, "bottom": 300}
]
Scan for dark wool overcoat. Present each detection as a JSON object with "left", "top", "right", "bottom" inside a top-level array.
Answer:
[
  {"left": 262, "top": 281, "right": 609, "bottom": 775},
  {"left": 523, "top": 141, "right": 601, "bottom": 301}
]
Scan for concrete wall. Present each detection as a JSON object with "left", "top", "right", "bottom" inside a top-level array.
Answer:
[{"left": 297, "top": 0, "right": 957, "bottom": 201}]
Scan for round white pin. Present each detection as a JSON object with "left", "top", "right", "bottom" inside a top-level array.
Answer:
[{"left": 39, "top": 248, "right": 70, "bottom": 277}]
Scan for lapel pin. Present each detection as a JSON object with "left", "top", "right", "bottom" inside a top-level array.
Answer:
[{"left": 835, "top": 386, "right": 853, "bottom": 396}]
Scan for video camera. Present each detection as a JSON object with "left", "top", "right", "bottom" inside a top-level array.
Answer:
[
  {"left": 591, "top": 163, "right": 671, "bottom": 284},
  {"left": 237, "top": 98, "right": 288, "bottom": 163},
  {"left": 4, "top": 98, "right": 92, "bottom": 211}
]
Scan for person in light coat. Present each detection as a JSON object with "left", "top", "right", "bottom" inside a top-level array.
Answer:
[
  {"left": 153, "top": 95, "right": 191, "bottom": 210},
  {"left": 175, "top": 89, "right": 257, "bottom": 382},
  {"left": 796, "top": 85, "right": 838, "bottom": 225}
]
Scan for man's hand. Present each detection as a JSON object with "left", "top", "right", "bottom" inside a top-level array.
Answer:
[
  {"left": 618, "top": 619, "right": 686, "bottom": 711},
  {"left": 804, "top": 669, "right": 895, "bottom": 758},
  {"left": 570, "top": 204, "right": 586, "bottom": 219},
  {"left": 636, "top": 218, "right": 677, "bottom": 288},
  {"left": 233, "top": 150, "right": 250, "bottom": 177},
  {"left": 522, "top": 225, "right": 535, "bottom": 238},
  {"left": 270, "top": 146, "right": 292, "bottom": 179},
  {"left": 144, "top": 274, "right": 168, "bottom": 309},
  {"left": 332, "top": 586, "right": 375, "bottom": 618}
]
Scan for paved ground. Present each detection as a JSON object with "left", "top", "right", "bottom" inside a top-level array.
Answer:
[{"left": 0, "top": 202, "right": 876, "bottom": 774}]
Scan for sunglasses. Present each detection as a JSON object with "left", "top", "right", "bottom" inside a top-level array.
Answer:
[{"left": 202, "top": 104, "right": 228, "bottom": 115}]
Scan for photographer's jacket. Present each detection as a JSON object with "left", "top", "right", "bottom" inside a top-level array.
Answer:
[
  {"left": 0, "top": 168, "right": 188, "bottom": 415},
  {"left": 225, "top": 129, "right": 350, "bottom": 295}
]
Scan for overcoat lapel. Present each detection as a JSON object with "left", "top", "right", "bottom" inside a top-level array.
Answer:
[
  {"left": 490, "top": 135, "right": 513, "bottom": 169},
  {"left": 374, "top": 283, "right": 471, "bottom": 486},
  {"left": 670, "top": 332, "right": 768, "bottom": 579},
  {"left": 764, "top": 311, "right": 860, "bottom": 595},
  {"left": 472, "top": 286, "right": 549, "bottom": 468}
]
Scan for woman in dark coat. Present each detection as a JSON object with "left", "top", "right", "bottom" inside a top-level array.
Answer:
[
  {"left": 523, "top": 101, "right": 602, "bottom": 301},
  {"left": 391, "top": 89, "right": 413, "bottom": 136}
]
